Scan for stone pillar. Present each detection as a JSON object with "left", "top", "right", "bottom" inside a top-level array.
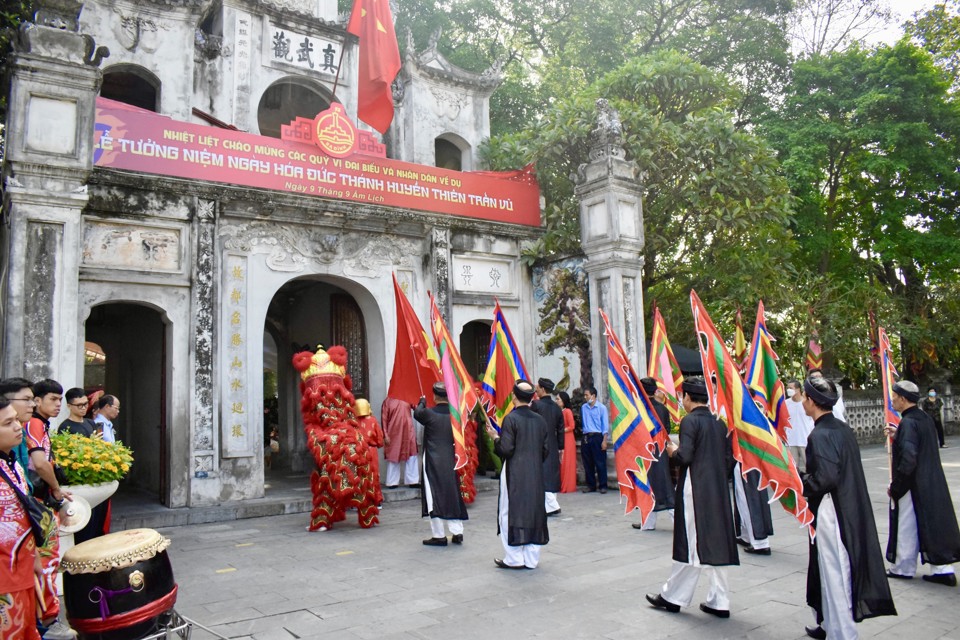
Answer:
[
  {"left": 189, "top": 198, "right": 217, "bottom": 504},
  {"left": 1, "top": 11, "right": 107, "bottom": 382},
  {"left": 431, "top": 227, "right": 451, "bottom": 321},
  {"left": 574, "top": 99, "right": 646, "bottom": 398}
]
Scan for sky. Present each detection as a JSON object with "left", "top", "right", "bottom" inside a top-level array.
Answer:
[{"left": 870, "top": 0, "right": 941, "bottom": 44}]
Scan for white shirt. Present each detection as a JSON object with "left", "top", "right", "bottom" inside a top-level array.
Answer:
[
  {"left": 95, "top": 414, "right": 116, "bottom": 443},
  {"left": 785, "top": 397, "right": 814, "bottom": 447},
  {"left": 832, "top": 389, "right": 846, "bottom": 423}
]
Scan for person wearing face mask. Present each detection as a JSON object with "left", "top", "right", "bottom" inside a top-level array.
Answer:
[
  {"left": 919, "top": 387, "right": 946, "bottom": 448},
  {"left": 885, "top": 380, "right": 960, "bottom": 586},
  {"left": 784, "top": 380, "right": 814, "bottom": 473}
]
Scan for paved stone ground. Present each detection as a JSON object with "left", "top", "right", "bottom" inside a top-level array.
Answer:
[{"left": 154, "top": 440, "right": 960, "bottom": 640}]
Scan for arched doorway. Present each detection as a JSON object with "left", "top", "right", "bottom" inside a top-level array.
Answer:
[
  {"left": 460, "top": 319, "right": 492, "bottom": 380},
  {"left": 84, "top": 303, "right": 168, "bottom": 503},
  {"left": 263, "top": 278, "right": 369, "bottom": 475}
]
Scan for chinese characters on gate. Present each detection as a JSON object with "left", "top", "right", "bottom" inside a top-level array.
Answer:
[{"left": 268, "top": 24, "right": 341, "bottom": 75}]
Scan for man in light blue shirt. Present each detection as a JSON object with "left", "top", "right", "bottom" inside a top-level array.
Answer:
[
  {"left": 580, "top": 386, "right": 609, "bottom": 493},
  {"left": 94, "top": 395, "right": 120, "bottom": 443}
]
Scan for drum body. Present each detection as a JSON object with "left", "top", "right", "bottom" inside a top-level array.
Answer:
[{"left": 61, "top": 529, "right": 178, "bottom": 640}]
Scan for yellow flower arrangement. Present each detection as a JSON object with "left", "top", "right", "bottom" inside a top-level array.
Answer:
[{"left": 51, "top": 432, "right": 134, "bottom": 485}]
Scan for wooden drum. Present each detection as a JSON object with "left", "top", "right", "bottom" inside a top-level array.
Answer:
[{"left": 61, "top": 528, "right": 178, "bottom": 640}]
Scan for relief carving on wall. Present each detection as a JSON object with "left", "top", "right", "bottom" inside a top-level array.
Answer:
[
  {"left": 430, "top": 87, "right": 466, "bottom": 121},
  {"left": 82, "top": 222, "right": 182, "bottom": 272},
  {"left": 220, "top": 222, "right": 421, "bottom": 275},
  {"left": 115, "top": 13, "right": 166, "bottom": 53}
]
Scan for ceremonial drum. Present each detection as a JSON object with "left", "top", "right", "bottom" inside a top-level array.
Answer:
[{"left": 61, "top": 528, "right": 178, "bottom": 639}]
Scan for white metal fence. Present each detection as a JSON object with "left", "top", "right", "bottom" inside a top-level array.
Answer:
[{"left": 844, "top": 391, "right": 955, "bottom": 444}]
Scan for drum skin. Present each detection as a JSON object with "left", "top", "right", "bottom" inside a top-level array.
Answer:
[{"left": 62, "top": 530, "right": 177, "bottom": 640}]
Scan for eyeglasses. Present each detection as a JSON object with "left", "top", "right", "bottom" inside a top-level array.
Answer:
[
  {"left": 10, "top": 397, "right": 35, "bottom": 404},
  {"left": 70, "top": 402, "right": 89, "bottom": 408}
]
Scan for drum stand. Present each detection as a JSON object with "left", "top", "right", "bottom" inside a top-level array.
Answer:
[{"left": 138, "top": 611, "right": 230, "bottom": 640}]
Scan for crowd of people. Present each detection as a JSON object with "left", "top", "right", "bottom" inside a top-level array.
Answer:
[
  {"left": 389, "top": 367, "right": 958, "bottom": 640},
  {"left": 0, "top": 377, "right": 120, "bottom": 640}
]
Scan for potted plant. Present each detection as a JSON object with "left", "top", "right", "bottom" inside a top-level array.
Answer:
[{"left": 50, "top": 432, "right": 134, "bottom": 508}]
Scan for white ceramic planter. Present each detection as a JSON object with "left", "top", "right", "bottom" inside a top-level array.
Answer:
[{"left": 61, "top": 479, "right": 119, "bottom": 509}]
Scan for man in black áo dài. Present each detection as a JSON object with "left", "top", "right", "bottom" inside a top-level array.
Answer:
[
  {"left": 632, "top": 377, "right": 675, "bottom": 531},
  {"left": 487, "top": 380, "right": 550, "bottom": 570},
  {"left": 886, "top": 380, "right": 960, "bottom": 586},
  {"left": 801, "top": 375, "right": 896, "bottom": 640},
  {"left": 646, "top": 377, "right": 738, "bottom": 619},
  {"left": 414, "top": 382, "right": 468, "bottom": 547}
]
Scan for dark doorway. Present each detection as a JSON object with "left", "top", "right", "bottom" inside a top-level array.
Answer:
[
  {"left": 460, "top": 320, "right": 492, "bottom": 380},
  {"left": 263, "top": 279, "right": 368, "bottom": 474},
  {"left": 84, "top": 303, "right": 167, "bottom": 503}
]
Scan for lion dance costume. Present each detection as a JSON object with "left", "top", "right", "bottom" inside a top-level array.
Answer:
[{"left": 292, "top": 345, "right": 379, "bottom": 531}]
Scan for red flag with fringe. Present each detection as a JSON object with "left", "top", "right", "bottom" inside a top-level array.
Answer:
[
  {"left": 388, "top": 274, "right": 441, "bottom": 405},
  {"left": 648, "top": 305, "right": 684, "bottom": 426},
  {"left": 346, "top": 0, "right": 401, "bottom": 134},
  {"left": 429, "top": 296, "right": 479, "bottom": 470},
  {"left": 745, "top": 300, "right": 791, "bottom": 444},
  {"left": 600, "top": 309, "right": 663, "bottom": 524},
  {"left": 691, "top": 291, "right": 814, "bottom": 531}
]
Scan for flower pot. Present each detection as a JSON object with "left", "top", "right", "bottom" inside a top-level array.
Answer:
[{"left": 61, "top": 480, "right": 119, "bottom": 509}]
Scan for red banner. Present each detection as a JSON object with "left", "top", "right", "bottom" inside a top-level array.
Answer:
[{"left": 93, "top": 98, "right": 541, "bottom": 226}]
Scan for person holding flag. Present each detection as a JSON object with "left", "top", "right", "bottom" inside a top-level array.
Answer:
[
  {"left": 801, "top": 374, "right": 895, "bottom": 640},
  {"left": 414, "top": 383, "right": 468, "bottom": 547},
  {"left": 485, "top": 380, "right": 550, "bottom": 570},
  {"left": 646, "top": 377, "right": 738, "bottom": 619},
  {"left": 885, "top": 380, "right": 960, "bottom": 586}
]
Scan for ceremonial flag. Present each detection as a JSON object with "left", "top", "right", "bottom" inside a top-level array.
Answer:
[
  {"left": 600, "top": 309, "right": 663, "bottom": 523},
  {"left": 480, "top": 302, "right": 529, "bottom": 433},
  {"left": 388, "top": 273, "right": 441, "bottom": 405},
  {"left": 429, "top": 296, "right": 479, "bottom": 470},
  {"left": 745, "top": 300, "right": 791, "bottom": 444},
  {"left": 734, "top": 307, "right": 749, "bottom": 372},
  {"left": 806, "top": 330, "right": 823, "bottom": 371},
  {"left": 346, "top": 0, "right": 401, "bottom": 134},
  {"left": 868, "top": 309, "right": 881, "bottom": 365},
  {"left": 878, "top": 326, "right": 901, "bottom": 435},
  {"left": 690, "top": 291, "right": 814, "bottom": 530},
  {"left": 648, "top": 305, "right": 684, "bottom": 426}
]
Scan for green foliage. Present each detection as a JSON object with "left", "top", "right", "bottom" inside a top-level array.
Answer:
[
  {"left": 486, "top": 51, "right": 797, "bottom": 350},
  {"left": 905, "top": 0, "right": 960, "bottom": 89},
  {"left": 0, "top": 1, "right": 35, "bottom": 120},
  {"left": 764, "top": 41, "right": 960, "bottom": 378}
]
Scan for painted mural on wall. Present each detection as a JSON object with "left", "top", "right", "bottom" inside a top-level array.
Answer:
[{"left": 533, "top": 257, "right": 592, "bottom": 391}]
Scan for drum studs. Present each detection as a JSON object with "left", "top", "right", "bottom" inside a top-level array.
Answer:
[{"left": 129, "top": 570, "right": 146, "bottom": 591}]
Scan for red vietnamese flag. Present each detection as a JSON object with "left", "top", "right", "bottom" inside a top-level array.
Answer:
[
  {"left": 346, "top": 0, "right": 401, "bottom": 134},
  {"left": 388, "top": 274, "right": 441, "bottom": 405}
]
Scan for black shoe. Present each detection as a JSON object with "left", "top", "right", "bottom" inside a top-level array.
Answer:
[
  {"left": 923, "top": 573, "right": 957, "bottom": 587},
  {"left": 547, "top": 509, "right": 561, "bottom": 517},
  {"left": 494, "top": 558, "right": 525, "bottom": 570},
  {"left": 886, "top": 570, "right": 913, "bottom": 580},
  {"left": 735, "top": 537, "right": 751, "bottom": 547},
  {"left": 699, "top": 603, "right": 730, "bottom": 619},
  {"left": 805, "top": 625, "right": 826, "bottom": 640},
  {"left": 451, "top": 534, "right": 463, "bottom": 544},
  {"left": 582, "top": 487, "right": 596, "bottom": 493},
  {"left": 632, "top": 523, "right": 648, "bottom": 530},
  {"left": 422, "top": 537, "right": 447, "bottom": 546},
  {"left": 386, "top": 485, "right": 398, "bottom": 489},
  {"left": 744, "top": 546, "right": 771, "bottom": 556},
  {"left": 645, "top": 593, "right": 680, "bottom": 613},
  {"left": 408, "top": 483, "right": 422, "bottom": 488},
  {"left": 599, "top": 487, "right": 608, "bottom": 494}
]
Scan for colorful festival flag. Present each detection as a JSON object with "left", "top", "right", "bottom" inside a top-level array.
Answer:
[
  {"left": 806, "top": 329, "right": 823, "bottom": 371},
  {"left": 480, "top": 302, "right": 530, "bottom": 433},
  {"left": 690, "top": 291, "right": 814, "bottom": 530},
  {"left": 745, "top": 300, "right": 791, "bottom": 444},
  {"left": 878, "top": 326, "right": 901, "bottom": 435},
  {"left": 346, "top": 0, "right": 401, "bottom": 134},
  {"left": 599, "top": 309, "right": 663, "bottom": 523},
  {"left": 648, "top": 305, "right": 684, "bottom": 426},
  {"left": 734, "top": 307, "right": 749, "bottom": 372},
  {"left": 388, "top": 273, "right": 441, "bottom": 405},
  {"left": 429, "top": 296, "right": 479, "bottom": 470}
]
